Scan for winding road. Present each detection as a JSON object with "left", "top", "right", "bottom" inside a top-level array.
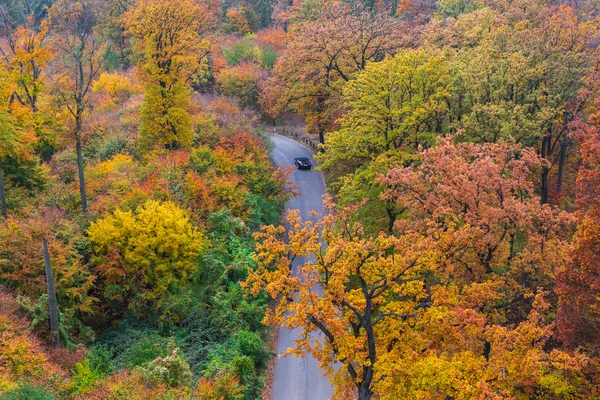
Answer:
[{"left": 269, "top": 133, "right": 334, "bottom": 400}]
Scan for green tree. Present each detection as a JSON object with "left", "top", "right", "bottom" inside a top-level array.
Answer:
[
  {"left": 427, "top": 4, "right": 599, "bottom": 203},
  {"left": 318, "top": 50, "right": 451, "bottom": 232}
]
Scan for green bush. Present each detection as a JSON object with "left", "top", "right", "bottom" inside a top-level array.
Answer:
[
  {"left": 98, "top": 136, "right": 128, "bottom": 161},
  {"left": 138, "top": 343, "right": 192, "bottom": 388},
  {"left": 87, "top": 345, "right": 115, "bottom": 374},
  {"left": 93, "top": 319, "right": 171, "bottom": 371},
  {"left": 437, "top": 0, "right": 482, "bottom": 18},
  {"left": 1, "top": 384, "right": 57, "bottom": 400},
  {"left": 190, "top": 146, "right": 215, "bottom": 174},
  {"left": 259, "top": 46, "right": 278, "bottom": 69},
  {"left": 127, "top": 335, "right": 172, "bottom": 368},
  {"left": 70, "top": 359, "right": 105, "bottom": 396},
  {"left": 222, "top": 39, "right": 277, "bottom": 70},
  {"left": 223, "top": 38, "right": 258, "bottom": 66},
  {"left": 232, "top": 330, "right": 269, "bottom": 370}
]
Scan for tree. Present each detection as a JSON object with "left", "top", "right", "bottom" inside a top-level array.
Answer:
[
  {"left": 123, "top": 0, "right": 213, "bottom": 152},
  {"left": 245, "top": 200, "right": 437, "bottom": 400},
  {"left": 426, "top": 4, "right": 599, "bottom": 203},
  {"left": 49, "top": 0, "right": 106, "bottom": 214},
  {"left": 96, "top": 0, "right": 135, "bottom": 69},
  {"left": 318, "top": 50, "right": 451, "bottom": 232},
  {"left": 381, "top": 138, "right": 579, "bottom": 398},
  {"left": 557, "top": 97, "right": 600, "bottom": 348},
  {"left": 88, "top": 200, "right": 204, "bottom": 315},
  {"left": 0, "top": 15, "right": 52, "bottom": 112},
  {"left": 322, "top": 50, "right": 450, "bottom": 168},
  {"left": 1, "top": 14, "right": 58, "bottom": 162},
  {"left": 246, "top": 138, "right": 580, "bottom": 399},
  {"left": 0, "top": 209, "right": 98, "bottom": 332},
  {"left": 0, "top": 63, "right": 39, "bottom": 218},
  {"left": 0, "top": 0, "right": 54, "bottom": 29},
  {"left": 215, "top": 62, "right": 261, "bottom": 107},
  {"left": 225, "top": 6, "right": 260, "bottom": 35},
  {"left": 260, "top": 3, "right": 406, "bottom": 143}
]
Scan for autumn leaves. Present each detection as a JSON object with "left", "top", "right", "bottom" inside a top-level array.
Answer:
[
  {"left": 247, "top": 140, "right": 583, "bottom": 399},
  {"left": 246, "top": 1, "right": 600, "bottom": 399}
]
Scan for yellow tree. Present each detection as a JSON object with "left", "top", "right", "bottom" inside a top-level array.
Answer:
[
  {"left": 317, "top": 50, "right": 451, "bottom": 233},
  {"left": 0, "top": 62, "right": 38, "bottom": 218},
  {"left": 88, "top": 200, "right": 204, "bottom": 318},
  {"left": 0, "top": 16, "right": 52, "bottom": 113},
  {"left": 244, "top": 200, "right": 438, "bottom": 400},
  {"left": 123, "top": 0, "right": 213, "bottom": 152},
  {"left": 0, "top": 14, "right": 57, "bottom": 163},
  {"left": 0, "top": 65, "right": 20, "bottom": 218}
]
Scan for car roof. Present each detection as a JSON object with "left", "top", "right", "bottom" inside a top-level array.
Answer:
[{"left": 296, "top": 157, "right": 310, "bottom": 161}]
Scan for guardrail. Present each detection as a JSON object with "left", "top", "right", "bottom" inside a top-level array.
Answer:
[{"left": 272, "top": 127, "right": 320, "bottom": 152}]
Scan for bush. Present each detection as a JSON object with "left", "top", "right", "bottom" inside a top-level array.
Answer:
[
  {"left": 216, "top": 64, "right": 261, "bottom": 106},
  {"left": 137, "top": 343, "right": 192, "bottom": 388},
  {"left": 189, "top": 146, "right": 215, "bottom": 174},
  {"left": 222, "top": 38, "right": 278, "bottom": 70},
  {"left": 97, "top": 136, "right": 128, "bottom": 161},
  {"left": 92, "top": 319, "right": 171, "bottom": 371},
  {"left": 1, "top": 384, "right": 57, "bottom": 400},
  {"left": 87, "top": 346, "right": 115, "bottom": 374},
  {"left": 223, "top": 38, "right": 259, "bottom": 66},
  {"left": 232, "top": 330, "right": 269, "bottom": 370},
  {"left": 70, "top": 359, "right": 105, "bottom": 396},
  {"left": 259, "top": 46, "right": 277, "bottom": 69}
]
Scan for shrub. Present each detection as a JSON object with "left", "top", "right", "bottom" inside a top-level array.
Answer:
[
  {"left": 222, "top": 38, "right": 259, "bottom": 66},
  {"left": 216, "top": 64, "right": 261, "bottom": 106},
  {"left": 70, "top": 359, "right": 105, "bottom": 396},
  {"left": 259, "top": 46, "right": 277, "bottom": 69},
  {"left": 1, "top": 384, "right": 58, "bottom": 400},
  {"left": 138, "top": 343, "right": 192, "bottom": 388}
]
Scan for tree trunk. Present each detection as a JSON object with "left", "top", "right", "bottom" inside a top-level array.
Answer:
[
  {"left": 556, "top": 139, "right": 568, "bottom": 194},
  {"left": 318, "top": 129, "right": 325, "bottom": 150},
  {"left": 43, "top": 237, "right": 60, "bottom": 347},
  {"left": 75, "top": 133, "right": 88, "bottom": 213},
  {"left": 540, "top": 135, "right": 550, "bottom": 204},
  {"left": 0, "top": 164, "right": 7, "bottom": 219},
  {"left": 386, "top": 206, "right": 396, "bottom": 234},
  {"left": 541, "top": 166, "right": 549, "bottom": 205},
  {"left": 357, "top": 383, "right": 373, "bottom": 400}
]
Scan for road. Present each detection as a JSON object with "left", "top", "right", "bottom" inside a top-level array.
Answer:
[{"left": 269, "top": 134, "right": 334, "bottom": 400}]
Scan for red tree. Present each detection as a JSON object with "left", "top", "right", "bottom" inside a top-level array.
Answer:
[{"left": 557, "top": 98, "right": 600, "bottom": 348}]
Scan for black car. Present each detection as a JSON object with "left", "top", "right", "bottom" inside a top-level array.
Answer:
[{"left": 294, "top": 157, "right": 312, "bottom": 170}]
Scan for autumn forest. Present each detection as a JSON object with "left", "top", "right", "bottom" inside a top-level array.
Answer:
[{"left": 0, "top": 0, "right": 599, "bottom": 399}]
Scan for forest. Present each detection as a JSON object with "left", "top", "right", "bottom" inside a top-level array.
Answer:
[{"left": 0, "top": 0, "right": 599, "bottom": 399}]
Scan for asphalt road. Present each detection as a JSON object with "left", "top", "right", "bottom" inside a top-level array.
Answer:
[{"left": 269, "top": 134, "right": 334, "bottom": 400}]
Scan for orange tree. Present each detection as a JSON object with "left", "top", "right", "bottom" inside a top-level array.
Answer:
[{"left": 557, "top": 96, "right": 600, "bottom": 350}]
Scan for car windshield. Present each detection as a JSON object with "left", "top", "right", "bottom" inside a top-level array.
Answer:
[{"left": 296, "top": 157, "right": 309, "bottom": 162}]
